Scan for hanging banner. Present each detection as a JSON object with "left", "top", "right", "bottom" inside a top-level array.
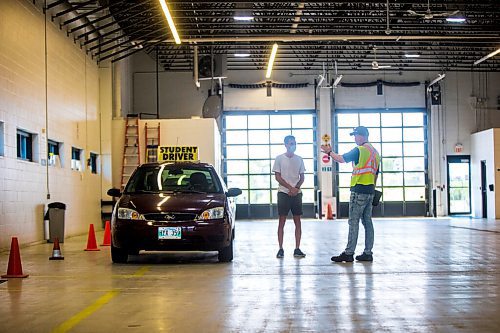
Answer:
[{"left": 158, "top": 146, "right": 199, "bottom": 162}]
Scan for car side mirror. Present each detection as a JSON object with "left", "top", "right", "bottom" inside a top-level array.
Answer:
[
  {"left": 107, "top": 188, "right": 122, "bottom": 197},
  {"left": 227, "top": 188, "right": 242, "bottom": 197}
]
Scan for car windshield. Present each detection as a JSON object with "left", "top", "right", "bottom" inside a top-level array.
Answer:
[{"left": 124, "top": 165, "right": 222, "bottom": 194}]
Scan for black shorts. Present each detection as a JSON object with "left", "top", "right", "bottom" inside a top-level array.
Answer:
[{"left": 277, "top": 192, "right": 303, "bottom": 216}]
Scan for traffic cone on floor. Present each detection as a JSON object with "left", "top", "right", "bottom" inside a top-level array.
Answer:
[
  {"left": 84, "top": 224, "right": 100, "bottom": 251},
  {"left": 326, "top": 202, "right": 334, "bottom": 220},
  {"left": 49, "top": 237, "right": 64, "bottom": 260},
  {"left": 101, "top": 220, "right": 111, "bottom": 246},
  {"left": 2, "top": 237, "right": 29, "bottom": 278}
]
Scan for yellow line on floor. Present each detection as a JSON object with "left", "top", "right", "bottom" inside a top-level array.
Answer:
[
  {"left": 132, "top": 266, "right": 150, "bottom": 277},
  {"left": 50, "top": 266, "right": 148, "bottom": 332},
  {"left": 51, "top": 290, "right": 119, "bottom": 333}
]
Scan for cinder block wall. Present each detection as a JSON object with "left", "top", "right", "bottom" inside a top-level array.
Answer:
[{"left": 0, "top": 1, "right": 102, "bottom": 249}]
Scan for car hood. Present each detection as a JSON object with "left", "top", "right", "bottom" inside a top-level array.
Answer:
[{"left": 118, "top": 192, "right": 226, "bottom": 214}]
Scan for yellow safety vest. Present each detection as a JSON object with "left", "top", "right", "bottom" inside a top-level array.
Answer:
[{"left": 350, "top": 143, "right": 380, "bottom": 187}]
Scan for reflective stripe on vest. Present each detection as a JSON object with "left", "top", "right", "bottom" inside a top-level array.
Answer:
[
  {"left": 350, "top": 143, "right": 380, "bottom": 187},
  {"left": 352, "top": 144, "right": 378, "bottom": 175}
]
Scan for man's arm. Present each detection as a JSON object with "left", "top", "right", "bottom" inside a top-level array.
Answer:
[
  {"left": 320, "top": 144, "right": 346, "bottom": 163},
  {"left": 275, "top": 172, "right": 299, "bottom": 196},
  {"left": 295, "top": 173, "right": 304, "bottom": 189}
]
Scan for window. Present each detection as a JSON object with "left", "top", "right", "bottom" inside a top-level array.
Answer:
[
  {"left": 447, "top": 156, "right": 471, "bottom": 214},
  {"left": 224, "top": 113, "right": 316, "bottom": 205},
  {"left": 71, "top": 147, "right": 82, "bottom": 171},
  {"left": 89, "top": 152, "right": 98, "bottom": 174},
  {"left": 335, "top": 110, "right": 427, "bottom": 216},
  {"left": 17, "top": 129, "right": 33, "bottom": 161},
  {"left": 0, "top": 121, "right": 4, "bottom": 156},
  {"left": 48, "top": 140, "right": 60, "bottom": 167}
]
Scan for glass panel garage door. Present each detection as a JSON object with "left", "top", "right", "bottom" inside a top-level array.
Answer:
[
  {"left": 335, "top": 109, "right": 427, "bottom": 217},
  {"left": 223, "top": 112, "right": 316, "bottom": 219}
]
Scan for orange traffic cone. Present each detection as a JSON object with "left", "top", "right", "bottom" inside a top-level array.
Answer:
[
  {"left": 84, "top": 224, "right": 100, "bottom": 251},
  {"left": 326, "top": 203, "right": 334, "bottom": 220},
  {"left": 2, "top": 237, "right": 29, "bottom": 278},
  {"left": 101, "top": 220, "right": 111, "bottom": 246},
  {"left": 49, "top": 237, "right": 64, "bottom": 260}
]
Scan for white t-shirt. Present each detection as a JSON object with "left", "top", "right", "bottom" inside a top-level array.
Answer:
[{"left": 272, "top": 153, "right": 305, "bottom": 194}]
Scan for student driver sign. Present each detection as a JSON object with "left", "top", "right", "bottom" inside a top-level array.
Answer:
[{"left": 158, "top": 146, "right": 199, "bottom": 162}]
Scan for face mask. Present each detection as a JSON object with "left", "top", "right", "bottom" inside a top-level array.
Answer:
[{"left": 289, "top": 145, "right": 296, "bottom": 153}]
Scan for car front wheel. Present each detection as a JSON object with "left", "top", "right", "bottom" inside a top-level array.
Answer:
[
  {"left": 111, "top": 243, "right": 128, "bottom": 263},
  {"left": 218, "top": 237, "right": 234, "bottom": 262}
]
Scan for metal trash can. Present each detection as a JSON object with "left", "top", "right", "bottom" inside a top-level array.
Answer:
[{"left": 45, "top": 202, "right": 66, "bottom": 243}]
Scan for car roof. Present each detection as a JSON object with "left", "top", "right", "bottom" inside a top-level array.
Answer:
[{"left": 140, "top": 161, "right": 215, "bottom": 169}]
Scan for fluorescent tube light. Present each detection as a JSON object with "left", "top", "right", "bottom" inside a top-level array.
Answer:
[
  {"left": 427, "top": 74, "right": 446, "bottom": 93},
  {"left": 404, "top": 54, "right": 420, "bottom": 58},
  {"left": 265, "top": 43, "right": 278, "bottom": 79},
  {"left": 333, "top": 75, "right": 343, "bottom": 88},
  {"left": 159, "top": 0, "right": 181, "bottom": 44},
  {"left": 234, "top": 53, "right": 250, "bottom": 57},
  {"left": 446, "top": 17, "right": 466, "bottom": 23},
  {"left": 234, "top": 16, "right": 253, "bottom": 21},
  {"left": 193, "top": 45, "right": 199, "bottom": 87},
  {"left": 474, "top": 48, "right": 500, "bottom": 66},
  {"left": 317, "top": 74, "right": 325, "bottom": 88}
]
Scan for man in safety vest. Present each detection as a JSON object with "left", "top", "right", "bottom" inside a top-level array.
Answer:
[{"left": 321, "top": 126, "right": 381, "bottom": 262}]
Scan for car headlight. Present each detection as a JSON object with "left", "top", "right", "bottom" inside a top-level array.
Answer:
[
  {"left": 198, "top": 207, "right": 224, "bottom": 220},
  {"left": 117, "top": 208, "right": 144, "bottom": 220}
]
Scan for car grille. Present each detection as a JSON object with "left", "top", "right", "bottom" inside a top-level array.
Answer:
[{"left": 142, "top": 213, "right": 197, "bottom": 222}]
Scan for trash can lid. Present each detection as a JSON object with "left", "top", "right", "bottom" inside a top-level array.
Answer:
[{"left": 48, "top": 202, "right": 66, "bottom": 210}]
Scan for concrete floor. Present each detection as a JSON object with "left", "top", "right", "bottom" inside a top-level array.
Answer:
[{"left": 1, "top": 218, "right": 500, "bottom": 332}]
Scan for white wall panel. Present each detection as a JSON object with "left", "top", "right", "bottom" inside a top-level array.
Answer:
[{"left": 0, "top": 1, "right": 103, "bottom": 249}]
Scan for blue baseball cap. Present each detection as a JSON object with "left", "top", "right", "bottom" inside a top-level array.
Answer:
[{"left": 350, "top": 126, "right": 369, "bottom": 137}]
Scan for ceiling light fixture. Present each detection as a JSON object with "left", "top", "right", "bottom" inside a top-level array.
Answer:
[
  {"left": 234, "top": 3, "right": 253, "bottom": 21},
  {"left": 193, "top": 45, "right": 200, "bottom": 88},
  {"left": 404, "top": 54, "right": 420, "bottom": 58},
  {"left": 234, "top": 16, "right": 253, "bottom": 21},
  {"left": 333, "top": 75, "right": 343, "bottom": 88},
  {"left": 473, "top": 48, "right": 500, "bottom": 66},
  {"left": 234, "top": 53, "right": 250, "bottom": 57},
  {"left": 427, "top": 73, "right": 446, "bottom": 93},
  {"left": 159, "top": 0, "right": 181, "bottom": 44},
  {"left": 265, "top": 43, "right": 279, "bottom": 79},
  {"left": 317, "top": 74, "right": 325, "bottom": 88},
  {"left": 446, "top": 17, "right": 466, "bottom": 23}
]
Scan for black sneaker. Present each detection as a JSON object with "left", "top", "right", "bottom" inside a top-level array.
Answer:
[
  {"left": 293, "top": 248, "right": 306, "bottom": 258},
  {"left": 276, "top": 248, "right": 284, "bottom": 258},
  {"left": 331, "top": 252, "right": 354, "bottom": 263},
  {"left": 355, "top": 253, "right": 373, "bottom": 261}
]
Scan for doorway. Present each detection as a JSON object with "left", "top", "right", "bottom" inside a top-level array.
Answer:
[
  {"left": 481, "top": 160, "right": 487, "bottom": 218},
  {"left": 447, "top": 156, "right": 471, "bottom": 215}
]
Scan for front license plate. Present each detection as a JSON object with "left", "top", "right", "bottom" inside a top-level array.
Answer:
[{"left": 158, "top": 227, "right": 182, "bottom": 240}]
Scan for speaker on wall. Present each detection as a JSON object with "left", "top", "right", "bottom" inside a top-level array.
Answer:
[{"left": 198, "top": 54, "right": 227, "bottom": 78}]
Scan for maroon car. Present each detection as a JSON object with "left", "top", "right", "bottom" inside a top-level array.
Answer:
[{"left": 107, "top": 162, "right": 241, "bottom": 263}]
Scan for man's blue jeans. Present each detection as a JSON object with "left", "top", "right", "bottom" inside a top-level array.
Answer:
[{"left": 345, "top": 192, "right": 374, "bottom": 255}]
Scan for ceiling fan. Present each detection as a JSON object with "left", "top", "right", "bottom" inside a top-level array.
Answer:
[
  {"left": 407, "top": 0, "right": 459, "bottom": 19},
  {"left": 371, "top": 47, "right": 391, "bottom": 70}
]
